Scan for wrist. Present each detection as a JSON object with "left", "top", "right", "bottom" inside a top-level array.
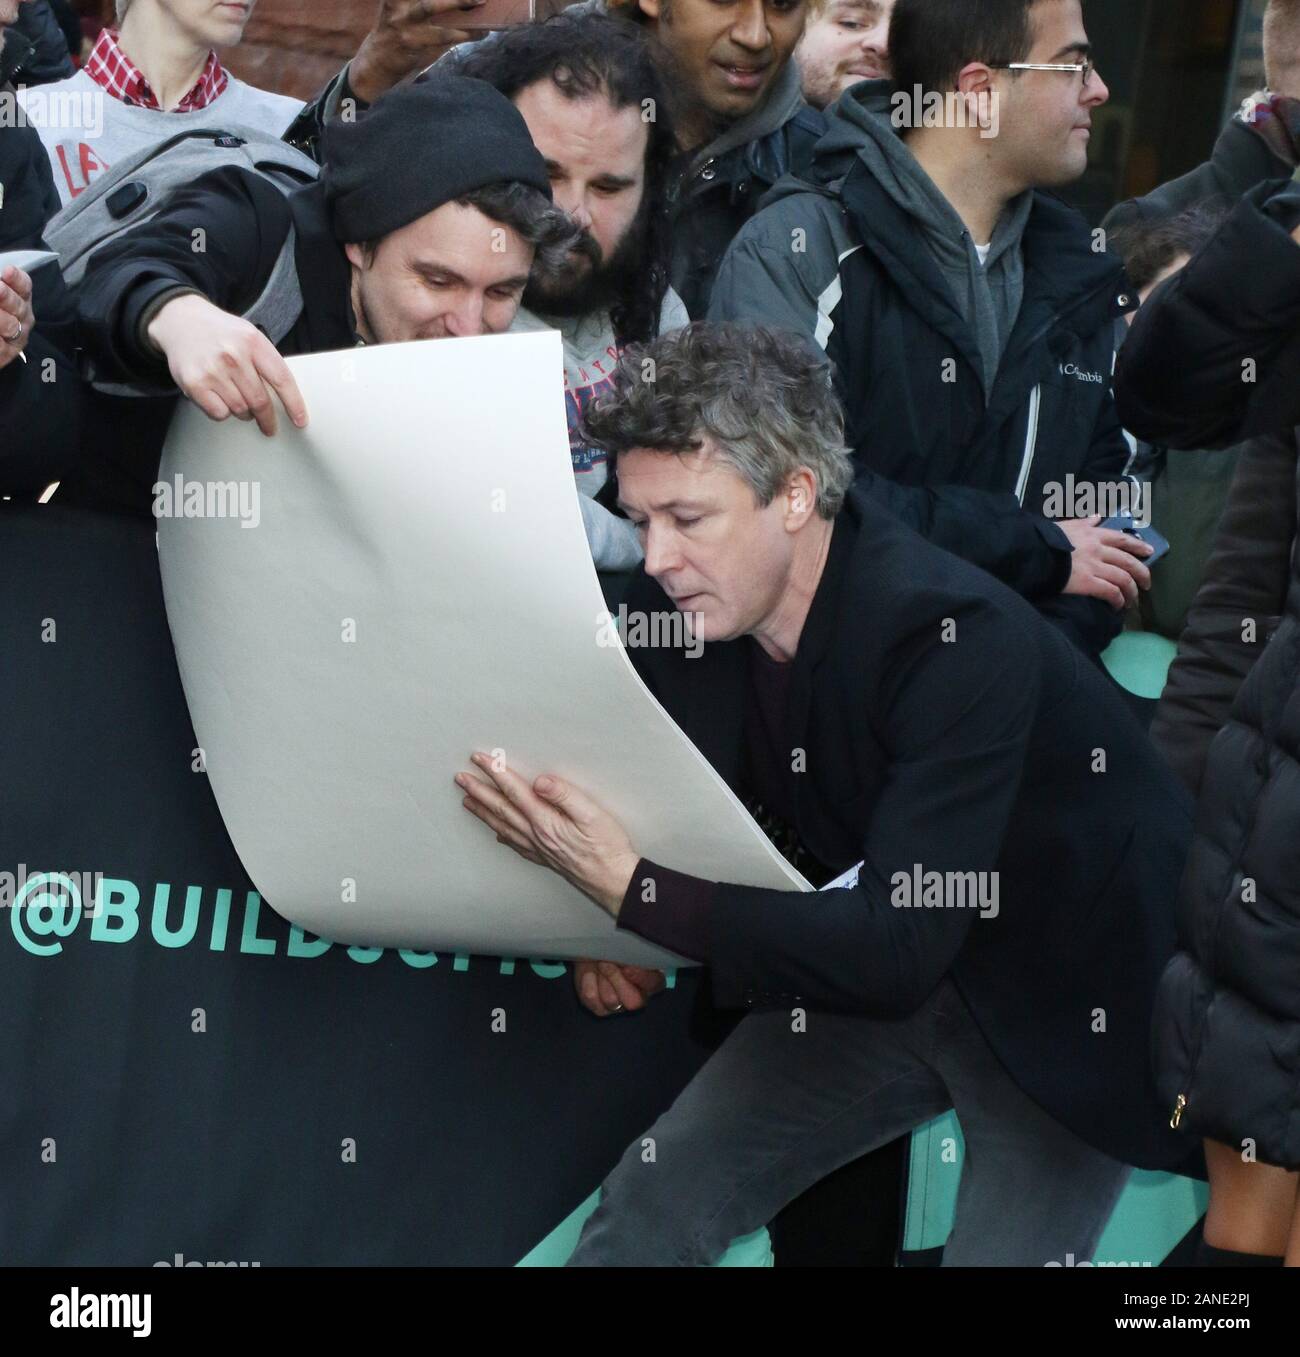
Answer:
[
  {"left": 350, "top": 33, "right": 431, "bottom": 104},
  {"left": 601, "top": 851, "right": 640, "bottom": 919},
  {"left": 142, "top": 288, "right": 205, "bottom": 355}
]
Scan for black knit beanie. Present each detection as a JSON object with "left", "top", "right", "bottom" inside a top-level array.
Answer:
[{"left": 321, "top": 73, "right": 552, "bottom": 244}]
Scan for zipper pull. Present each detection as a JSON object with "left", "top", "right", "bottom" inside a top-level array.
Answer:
[{"left": 1170, "top": 1093, "right": 1187, "bottom": 1130}]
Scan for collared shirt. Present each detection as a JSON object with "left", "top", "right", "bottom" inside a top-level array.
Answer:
[{"left": 83, "top": 26, "right": 229, "bottom": 112}]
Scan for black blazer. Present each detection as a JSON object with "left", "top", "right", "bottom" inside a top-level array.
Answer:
[{"left": 626, "top": 486, "right": 1195, "bottom": 1171}]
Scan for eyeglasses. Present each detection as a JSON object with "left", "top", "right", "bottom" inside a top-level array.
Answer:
[{"left": 990, "top": 59, "right": 1097, "bottom": 86}]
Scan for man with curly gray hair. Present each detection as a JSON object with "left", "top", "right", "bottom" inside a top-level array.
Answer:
[{"left": 457, "top": 322, "right": 1196, "bottom": 1265}]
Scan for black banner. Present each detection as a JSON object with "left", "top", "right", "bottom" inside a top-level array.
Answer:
[{"left": 0, "top": 505, "right": 718, "bottom": 1266}]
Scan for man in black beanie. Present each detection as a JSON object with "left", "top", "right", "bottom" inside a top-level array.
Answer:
[{"left": 76, "top": 74, "right": 578, "bottom": 440}]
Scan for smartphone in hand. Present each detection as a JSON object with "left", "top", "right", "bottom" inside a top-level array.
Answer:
[
  {"left": 1101, "top": 512, "right": 1171, "bottom": 566},
  {"left": 454, "top": 0, "right": 567, "bottom": 33}
]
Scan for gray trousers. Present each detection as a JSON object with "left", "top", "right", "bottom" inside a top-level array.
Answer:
[{"left": 568, "top": 977, "right": 1130, "bottom": 1266}]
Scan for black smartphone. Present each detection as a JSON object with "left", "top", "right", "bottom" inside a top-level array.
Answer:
[{"left": 1101, "top": 513, "right": 1171, "bottom": 566}]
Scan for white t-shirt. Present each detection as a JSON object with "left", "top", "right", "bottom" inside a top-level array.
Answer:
[
  {"left": 16, "top": 68, "right": 304, "bottom": 209},
  {"left": 975, "top": 241, "right": 992, "bottom": 267}
]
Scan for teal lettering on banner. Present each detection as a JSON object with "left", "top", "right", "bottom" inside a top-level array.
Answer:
[
  {"left": 152, "top": 883, "right": 202, "bottom": 949},
  {"left": 287, "top": 925, "right": 331, "bottom": 959},
  {"left": 239, "top": 892, "right": 276, "bottom": 956},
  {"left": 7, "top": 872, "right": 599, "bottom": 990},
  {"left": 398, "top": 949, "right": 437, "bottom": 969},
  {"left": 209, "top": 888, "right": 232, "bottom": 951},
  {"left": 90, "top": 877, "right": 140, "bottom": 944}
]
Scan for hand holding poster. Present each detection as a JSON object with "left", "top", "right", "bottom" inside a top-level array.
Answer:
[{"left": 157, "top": 331, "right": 808, "bottom": 965}]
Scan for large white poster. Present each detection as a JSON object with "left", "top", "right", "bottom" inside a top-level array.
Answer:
[{"left": 157, "top": 331, "right": 809, "bottom": 966}]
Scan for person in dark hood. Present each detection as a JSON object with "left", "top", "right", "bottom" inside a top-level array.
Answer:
[{"left": 710, "top": 0, "right": 1148, "bottom": 661}]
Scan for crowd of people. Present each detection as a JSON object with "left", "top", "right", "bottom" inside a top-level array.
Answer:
[{"left": 2, "top": 0, "right": 1299, "bottom": 1267}]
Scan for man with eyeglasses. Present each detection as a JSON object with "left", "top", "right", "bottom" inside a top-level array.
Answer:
[{"left": 710, "top": 0, "right": 1149, "bottom": 663}]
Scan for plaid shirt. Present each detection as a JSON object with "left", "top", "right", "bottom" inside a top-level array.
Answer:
[{"left": 83, "top": 27, "right": 229, "bottom": 112}]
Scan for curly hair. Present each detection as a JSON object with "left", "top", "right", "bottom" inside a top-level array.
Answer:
[
  {"left": 456, "top": 11, "right": 675, "bottom": 345},
  {"left": 580, "top": 323, "right": 855, "bottom": 518}
]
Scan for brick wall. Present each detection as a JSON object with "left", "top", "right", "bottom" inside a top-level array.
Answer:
[{"left": 220, "top": 0, "right": 378, "bottom": 101}]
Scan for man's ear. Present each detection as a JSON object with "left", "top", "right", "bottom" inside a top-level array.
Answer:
[
  {"left": 343, "top": 241, "right": 367, "bottom": 270},
  {"left": 956, "top": 61, "right": 997, "bottom": 98},
  {"left": 786, "top": 468, "right": 819, "bottom": 527},
  {"left": 637, "top": 0, "right": 664, "bottom": 22}
]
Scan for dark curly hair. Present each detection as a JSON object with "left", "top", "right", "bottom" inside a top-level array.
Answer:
[{"left": 456, "top": 11, "right": 675, "bottom": 345}]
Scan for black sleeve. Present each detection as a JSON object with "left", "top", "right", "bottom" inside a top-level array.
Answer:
[
  {"left": 702, "top": 599, "right": 1035, "bottom": 1016},
  {"left": 13, "top": 0, "right": 74, "bottom": 83},
  {"left": 75, "top": 166, "right": 294, "bottom": 388},
  {"left": 1115, "top": 179, "right": 1300, "bottom": 448},
  {"left": 0, "top": 321, "right": 83, "bottom": 498},
  {"left": 281, "top": 64, "right": 368, "bottom": 165},
  {"left": 0, "top": 124, "right": 82, "bottom": 497},
  {"left": 1031, "top": 386, "right": 1133, "bottom": 657},
  {"left": 1104, "top": 118, "right": 1290, "bottom": 232},
  {"left": 1150, "top": 432, "right": 1296, "bottom": 795},
  {"left": 853, "top": 468, "right": 1072, "bottom": 600}
]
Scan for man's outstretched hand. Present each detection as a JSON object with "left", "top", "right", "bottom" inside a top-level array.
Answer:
[{"left": 350, "top": 0, "right": 490, "bottom": 103}]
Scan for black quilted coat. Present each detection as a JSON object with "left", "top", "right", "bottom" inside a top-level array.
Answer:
[{"left": 1116, "top": 178, "right": 1300, "bottom": 1168}]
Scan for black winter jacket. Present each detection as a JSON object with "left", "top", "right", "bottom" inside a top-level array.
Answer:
[
  {"left": 1116, "top": 179, "right": 1300, "bottom": 1168},
  {"left": 0, "top": 29, "right": 82, "bottom": 499}
]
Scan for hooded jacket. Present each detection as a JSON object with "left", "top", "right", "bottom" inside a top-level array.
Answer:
[
  {"left": 661, "top": 31, "right": 825, "bottom": 317},
  {"left": 1116, "top": 179, "right": 1300, "bottom": 1168},
  {"left": 710, "top": 83, "right": 1136, "bottom": 658}
]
